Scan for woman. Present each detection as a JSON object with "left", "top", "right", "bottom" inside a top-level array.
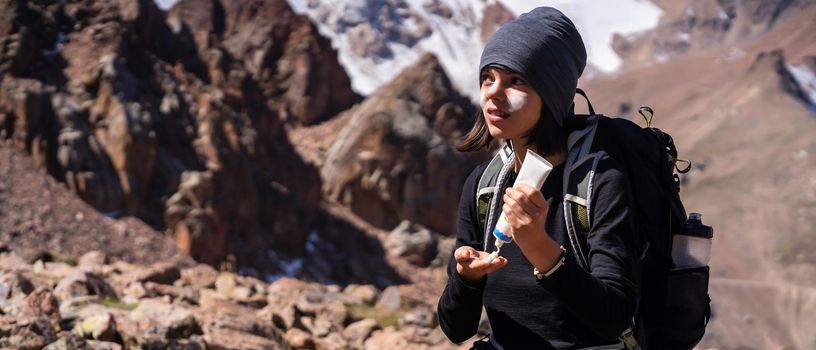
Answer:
[{"left": 437, "top": 7, "right": 641, "bottom": 350}]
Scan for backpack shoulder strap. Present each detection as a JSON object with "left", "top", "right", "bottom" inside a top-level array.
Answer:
[
  {"left": 476, "top": 143, "right": 512, "bottom": 201},
  {"left": 476, "top": 143, "right": 513, "bottom": 247},
  {"left": 562, "top": 115, "right": 605, "bottom": 271}
]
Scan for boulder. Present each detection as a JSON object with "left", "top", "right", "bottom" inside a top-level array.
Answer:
[
  {"left": 129, "top": 298, "right": 201, "bottom": 340},
  {"left": 194, "top": 294, "right": 280, "bottom": 340},
  {"left": 77, "top": 251, "right": 108, "bottom": 268},
  {"left": 362, "top": 327, "right": 409, "bottom": 350},
  {"left": 202, "top": 327, "right": 286, "bottom": 350},
  {"left": 73, "top": 312, "right": 118, "bottom": 342},
  {"left": 313, "top": 301, "right": 349, "bottom": 335},
  {"left": 179, "top": 264, "right": 219, "bottom": 290},
  {"left": 85, "top": 340, "right": 123, "bottom": 350},
  {"left": 342, "top": 318, "right": 378, "bottom": 343},
  {"left": 284, "top": 327, "right": 315, "bottom": 349},
  {"left": 143, "top": 282, "right": 198, "bottom": 304},
  {"left": 313, "top": 332, "right": 348, "bottom": 350},
  {"left": 0, "top": 271, "right": 35, "bottom": 315},
  {"left": 42, "top": 333, "right": 88, "bottom": 350},
  {"left": 399, "top": 305, "right": 437, "bottom": 329},
  {"left": 386, "top": 221, "right": 438, "bottom": 267},
  {"left": 53, "top": 271, "right": 116, "bottom": 303},
  {"left": 139, "top": 261, "right": 182, "bottom": 286},
  {"left": 20, "top": 288, "right": 61, "bottom": 329},
  {"left": 374, "top": 286, "right": 401, "bottom": 313},
  {"left": 341, "top": 284, "right": 380, "bottom": 305},
  {"left": 0, "top": 315, "right": 58, "bottom": 350}
]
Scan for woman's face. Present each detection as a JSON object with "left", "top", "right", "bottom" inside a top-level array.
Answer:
[{"left": 480, "top": 67, "right": 542, "bottom": 144}]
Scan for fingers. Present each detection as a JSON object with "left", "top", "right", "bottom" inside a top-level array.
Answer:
[
  {"left": 466, "top": 254, "right": 507, "bottom": 271},
  {"left": 503, "top": 187, "right": 547, "bottom": 223},
  {"left": 503, "top": 192, "right": 538, "bottom": 225},
  {"left": 482, "top": 256, "right": 508, "bottom": 273},
  {"left": 454, "top": 246, "right": 478, "bottom": 263},
  {"left": 455, "top": 247, "right": 508, "bottom": 283},
  {"left": 515, "top": 184, "right": 548, "bottom": 209}
]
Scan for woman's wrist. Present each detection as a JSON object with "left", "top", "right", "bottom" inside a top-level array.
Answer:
[
  {"left": 515, "top": 230, "right": 562, "bottom": 272},
  {"left": 456, "top": 264, "right": 485, "bottom": 286}
]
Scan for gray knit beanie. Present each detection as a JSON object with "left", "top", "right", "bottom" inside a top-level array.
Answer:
[{"left": 479, "top": 7, "right": 587, "bottom": 126}]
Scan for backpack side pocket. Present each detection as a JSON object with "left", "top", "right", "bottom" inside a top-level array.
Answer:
[{"left": 656, "top": 266, "right": 711, "bottom": 349}]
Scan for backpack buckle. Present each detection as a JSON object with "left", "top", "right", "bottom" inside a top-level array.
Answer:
[{"left": 619, "top": 328, "right": 641, "bottom": 350}]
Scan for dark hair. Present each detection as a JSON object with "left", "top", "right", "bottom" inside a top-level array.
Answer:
[{"left": 456, "top": 107, "right": 568, "bottom": 157}]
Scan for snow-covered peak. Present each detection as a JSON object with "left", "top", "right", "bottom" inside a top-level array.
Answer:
[
  {"left": 287, "top": 0, "right": 495, "bottom": 99},
  {"left": 286, "top": 0, "right": 662, "bottom": 99},
  {"left": 154, "top": 0, "right": 662, "bottom": 99}
]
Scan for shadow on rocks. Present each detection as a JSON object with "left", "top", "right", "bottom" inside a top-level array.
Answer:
[{"left": 298, "top": 206, "right": 409, "bottom": 290}]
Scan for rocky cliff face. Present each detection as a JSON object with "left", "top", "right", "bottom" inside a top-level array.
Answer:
[
  {"left": 321, "top": 53, "right": 484, "bottom": 235},
  {"left": 0, "top": 0, "right": 352, "bottom": 268},
  {"left": 168, "top": 0, "right": 360, "bottom": 125}
]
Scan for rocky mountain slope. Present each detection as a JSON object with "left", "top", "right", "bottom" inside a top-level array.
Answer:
[
  {"left": 612, "top": 0, "right": 816, "bottom": 72},
  {"left": 0, "top": 0, "right": 362, "bottom": 273},
  {"left": 0, "top": 146, "right": 184, "bottom": 265},
  {"left": 582, "top": 2, "right": 816, "bottom": 348}
]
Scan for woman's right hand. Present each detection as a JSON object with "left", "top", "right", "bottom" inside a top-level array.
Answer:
[{"left": 454, "top": 246, "right": 508, "bottom": 285}]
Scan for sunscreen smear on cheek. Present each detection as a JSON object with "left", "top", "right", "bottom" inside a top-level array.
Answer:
[{"left": 505, "top": 90, "right": 526, "bottom": 113}]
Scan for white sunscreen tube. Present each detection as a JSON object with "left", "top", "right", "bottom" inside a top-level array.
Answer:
[{"left": 486, "top": 149, "right": 553, "bottom": 262}]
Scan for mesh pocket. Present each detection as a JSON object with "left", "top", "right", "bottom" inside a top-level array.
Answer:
[
  {"left": 653, "top": 266, "right": 711, "bottom": 350},
  {"left": 477, "top": 193, "right": 493, "bottom": 230},
  {"left": 576, "top": 204, "right": 590, "bottom": 230}
]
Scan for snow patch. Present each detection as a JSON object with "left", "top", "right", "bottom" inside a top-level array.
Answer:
[
  {"left": 41, "top": 32, "right": 67, "bottom": 57},
  {"left": 264, "top": 249, "right": 305, "bottom": 283},
  {"left": 653, "top": 51, "right": 670, "bottom": 64},
  {"left": 718, "top": 8, "right": 729, "bottom": 20},
  {"left": 793, "top": 149, "right": 808, "bottom": 160},
  {"left": 263, "top": 229, "right": 321, "bottom": 282},
  {"left": 263, "top": 258, "right": 304, "bottom": 283},
  {"left": 787, "top": 64, "right": 816, "bottom": 106},
  {"left": 716, "top": 46, "right": 746, "bottom": 64},
  {"left": 306, "top": 230, "right": 320, "bottom": 254}
]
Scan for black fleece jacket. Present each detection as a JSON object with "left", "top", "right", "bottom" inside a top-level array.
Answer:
[{"left": 437, "top": 157, "right": 641, "bottom": 349}]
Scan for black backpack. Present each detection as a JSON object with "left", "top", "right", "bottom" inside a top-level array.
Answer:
[{"left": 475, "top": 90, "right": 711, "bottom": 350}]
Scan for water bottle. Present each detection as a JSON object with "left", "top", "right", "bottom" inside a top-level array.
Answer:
[{"left": 671, "top": 213, "right": 713, "bottom": 269}]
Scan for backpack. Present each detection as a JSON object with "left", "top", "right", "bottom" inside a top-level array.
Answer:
[{"left": 475, "top": 89, "right": 711, "bottom": 350}]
